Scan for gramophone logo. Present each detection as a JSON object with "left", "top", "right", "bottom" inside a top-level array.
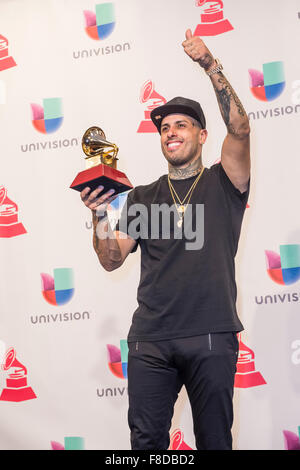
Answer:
[
  {"left": 31, "top": 98, "right": 63, "bottom": 134},
  {"left": 0, "top": 186, "right": 26, "bottom": 238},
  {"left": 194, "top": 1, "right": 233, "bottom": 36},
  {"left": 0, "top": 35, "right": 17, "bottom": 72},
  {"left": 84, "top": 3, "right": 115, "bottom": 40},
  {"left": 0, "top": 347, "right": 37, "bottom": 402},
  {"left": 169, "top": 429, "right": 193, "bottom": 450},
  {"left": 265, "top": 244, "right": 300, "bottom": 285},
  {"left": 41, "top": 268, "right": 74, "bottom": 306},
  {"left": 234, "top": 334, "right": 266, "bottom": 389},
  {"left": 137, "top": 80, "right": 166, "bottom": 133},
  {"left": 249, "top": 62, "right": 285, "bottom": 102},
  {"left": 107, "top": 340, "right": 128, "bottom": 379}
]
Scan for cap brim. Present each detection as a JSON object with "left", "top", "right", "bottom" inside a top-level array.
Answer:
[{"left": 150, "top": 104, "right": 205, "bottom": 133}]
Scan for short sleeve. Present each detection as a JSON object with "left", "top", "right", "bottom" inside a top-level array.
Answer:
[{"left": 215, "top": 162, "right": 250, "bottom": 208}]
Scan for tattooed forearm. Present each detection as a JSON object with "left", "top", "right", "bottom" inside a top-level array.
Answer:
[
  {"left": 211, "top": 73, "right": 248, "bottom": 135},
  {"left": 198, "top": 53, "right": 214, "bottom": 71},
  {"left": 215, "top": 87, "right": 231, "bottom": 127}
]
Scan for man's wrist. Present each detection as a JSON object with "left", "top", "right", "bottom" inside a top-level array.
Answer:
[
  {"left": 92, "top": 209, "right": 107, "bottom": 226},
  {"left": 206, "top": 58, "right": 223, "bottom": 77}
]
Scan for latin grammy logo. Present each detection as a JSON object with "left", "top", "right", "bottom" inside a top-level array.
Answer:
[
  {"left": 0, "top": 347, "right": 37, "bottom": 402},
  {"left": 234, "top": 334, "right": 266, "bottom": 388},
  {"left": 169, "top": 429, "right": 193, "bottom": 450},
  {"left": 137, "top": 80, "right": 166, "bottom": 133},
  {"left": 194, "top": 0, "right": 233, "bottom": 36},
  {"left": 0, "top": 186, "right": 26, "bottom": 238},
  {"left": 0, "top": 35, "right": 17, "bottom": 72}
]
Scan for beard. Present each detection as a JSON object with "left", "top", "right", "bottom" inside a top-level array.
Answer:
[
  {"left": 163, "top": 152, "right": 192, "bottom": 166},
  {"left": 161, "top": 142, "right": 199, "bottom": 167}
]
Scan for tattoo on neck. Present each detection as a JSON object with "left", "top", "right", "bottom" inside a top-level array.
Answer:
[{"left": 169, "top": 160, "right": 203, "bottom": 180}]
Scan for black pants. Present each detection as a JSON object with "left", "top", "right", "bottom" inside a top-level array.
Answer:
[{"left": 127, "top": 333, "right": 239, "bottom": 450}]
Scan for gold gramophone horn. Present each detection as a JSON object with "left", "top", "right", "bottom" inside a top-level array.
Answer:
[{"left": 82, "top": 126, "right": 119, "bottom": 169}]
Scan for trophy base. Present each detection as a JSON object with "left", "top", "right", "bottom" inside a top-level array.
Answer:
[
  {"left": 234, "top": 371, "right": 266, "bottom": 389},
  {"left": 0, "top": 56, "right": 17, "bottom": 72},
  {"left": 194, "top": 19, "right": 233, "bottom": 36},
  {"left": 0, "top": 222, "right": 27, "bottom": 238},
  {"left": 70, "top": 164, "right": 133, "bottom": 195},
  {"left": 137, "top": 120, "right": 157, "bottom": 133},
  {"left": 0, "top": 386, "right": 37, "bottom": 402}
]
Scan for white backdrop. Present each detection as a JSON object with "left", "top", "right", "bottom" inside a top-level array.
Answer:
[{"left": 0, "top": 0, "right": 300, "bottom": 450}]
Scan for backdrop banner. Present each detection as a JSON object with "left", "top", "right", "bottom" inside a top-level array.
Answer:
[{"left": 0, "top": 0, "right": 300, "bottom": 450}]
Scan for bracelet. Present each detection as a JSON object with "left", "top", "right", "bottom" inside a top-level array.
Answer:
[{"left": 206, "top": 58, "right": 223, "bottom": 77}]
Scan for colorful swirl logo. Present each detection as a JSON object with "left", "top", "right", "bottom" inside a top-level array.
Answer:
[
  {"left": 265, "top": 244, "right": 300, "bottom": 285},
  {"left": 31, "top": 98, "right": 63, "bottom": 134},
  {"left": 84, "top": 3, "right": 115, "bottom": 40},
  {"left": 249, "top": 61, "right": 285, "bottom": 102},
  {"left": 107, "top": 340, "right": 128, "bottom": 379},
  {"left": 41, "top": 268, "right": 74, "bottom": 306}
]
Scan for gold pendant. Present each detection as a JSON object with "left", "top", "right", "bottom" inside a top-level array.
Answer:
[
  {"left": 178, "top": 205, "right": 185, "bottom": 214},
  {"left": 177, "top": 219, "right": 183, "bottom": 228}
]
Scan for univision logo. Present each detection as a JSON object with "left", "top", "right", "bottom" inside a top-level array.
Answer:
[
  {"left": 265, "top": 244, "right": 300, "bottom": 285},
  {"left": 107, "top": 340, "right": 128, "bottom": 379},
  {"left": 31, "top": 98, "right": 63, "bottom": 134},
  {"left": 41, "top": 268, "right": 74, "bottom": 306},
  {"left": 96, "top": 340, "right": 128, "bottom": 399},
  {"left": 247, "top": 61, "right": 300, "bottom": 121},
  {"left": 51, "top": 437, "right": 85, "bottom": 450},
  {"left": 249, "top": 61, "right": 285, "bottom": 102},
  {"left": 84, "top": 3, "right": 115, "bottom": 40},
  {"left": 73, "top": 2, "right": 130, "bottom": 60}
]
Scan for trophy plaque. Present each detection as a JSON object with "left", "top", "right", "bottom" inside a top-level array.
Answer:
[{"left": 70, "top": 127, "right": 133, "bottom": 195}]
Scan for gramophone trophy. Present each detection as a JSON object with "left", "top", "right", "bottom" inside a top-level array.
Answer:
[
  {"left": 194, "top": 0, "right": 233, "bottom": 37},
  {"left": 137, "top": 80, "right": 166, "bottom": 133},
  {"left": 234, "top": 334, "right": 266, "bottom": 389},
  {"left": 0, "top": 186, "right": 26, "bottom": 238},
  {"left": 70, "top": 127, "right": 133, "bottom": 195},
  {"left": 0, "top": 35, "right": 17, "bottom": 72},
  {"left": 0, "top": 347, "right": 36, "bottom": 402}
]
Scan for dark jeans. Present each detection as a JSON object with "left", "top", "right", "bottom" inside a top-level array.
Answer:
[{"left": 127, "top": 333, "right": 239, "bottom": 450}]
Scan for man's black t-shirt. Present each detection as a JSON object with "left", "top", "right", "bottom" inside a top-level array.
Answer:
[{"left": 116, "top": 163, "right": 249, "bottom": 342}]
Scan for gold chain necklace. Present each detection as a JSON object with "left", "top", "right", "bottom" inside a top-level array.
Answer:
[{"left": 168, "top": 166, "right": 205, "bottom": 228}]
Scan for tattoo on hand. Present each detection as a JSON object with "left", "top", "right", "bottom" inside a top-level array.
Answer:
[{"left": 198, "top": 53, "right": 214, "bottom": 71}]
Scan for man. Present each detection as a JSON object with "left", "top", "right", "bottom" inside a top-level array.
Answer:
[{"left": 81, "top": 30, "right": 250, "bottom": 450}]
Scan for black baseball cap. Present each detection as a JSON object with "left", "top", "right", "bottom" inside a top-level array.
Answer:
[{"left": 150, "top": 96, "right": 206, "bottom": 133}]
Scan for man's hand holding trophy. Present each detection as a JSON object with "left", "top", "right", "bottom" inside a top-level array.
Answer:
[{"left": 70, "top": 126, "right": 133, "bottom": 215}]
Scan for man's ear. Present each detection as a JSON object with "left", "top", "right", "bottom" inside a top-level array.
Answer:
[{"left": 199, "top": 129, "right": 208, "bottom": 145}]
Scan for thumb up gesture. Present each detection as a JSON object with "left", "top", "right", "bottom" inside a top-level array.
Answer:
[{"left": 182, "top": 29, "right": 215, "bottom": 72}]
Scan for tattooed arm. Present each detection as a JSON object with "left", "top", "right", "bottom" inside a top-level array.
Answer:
[{"left": 182, "top": 29, "right": 250, "bottom": 193}]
